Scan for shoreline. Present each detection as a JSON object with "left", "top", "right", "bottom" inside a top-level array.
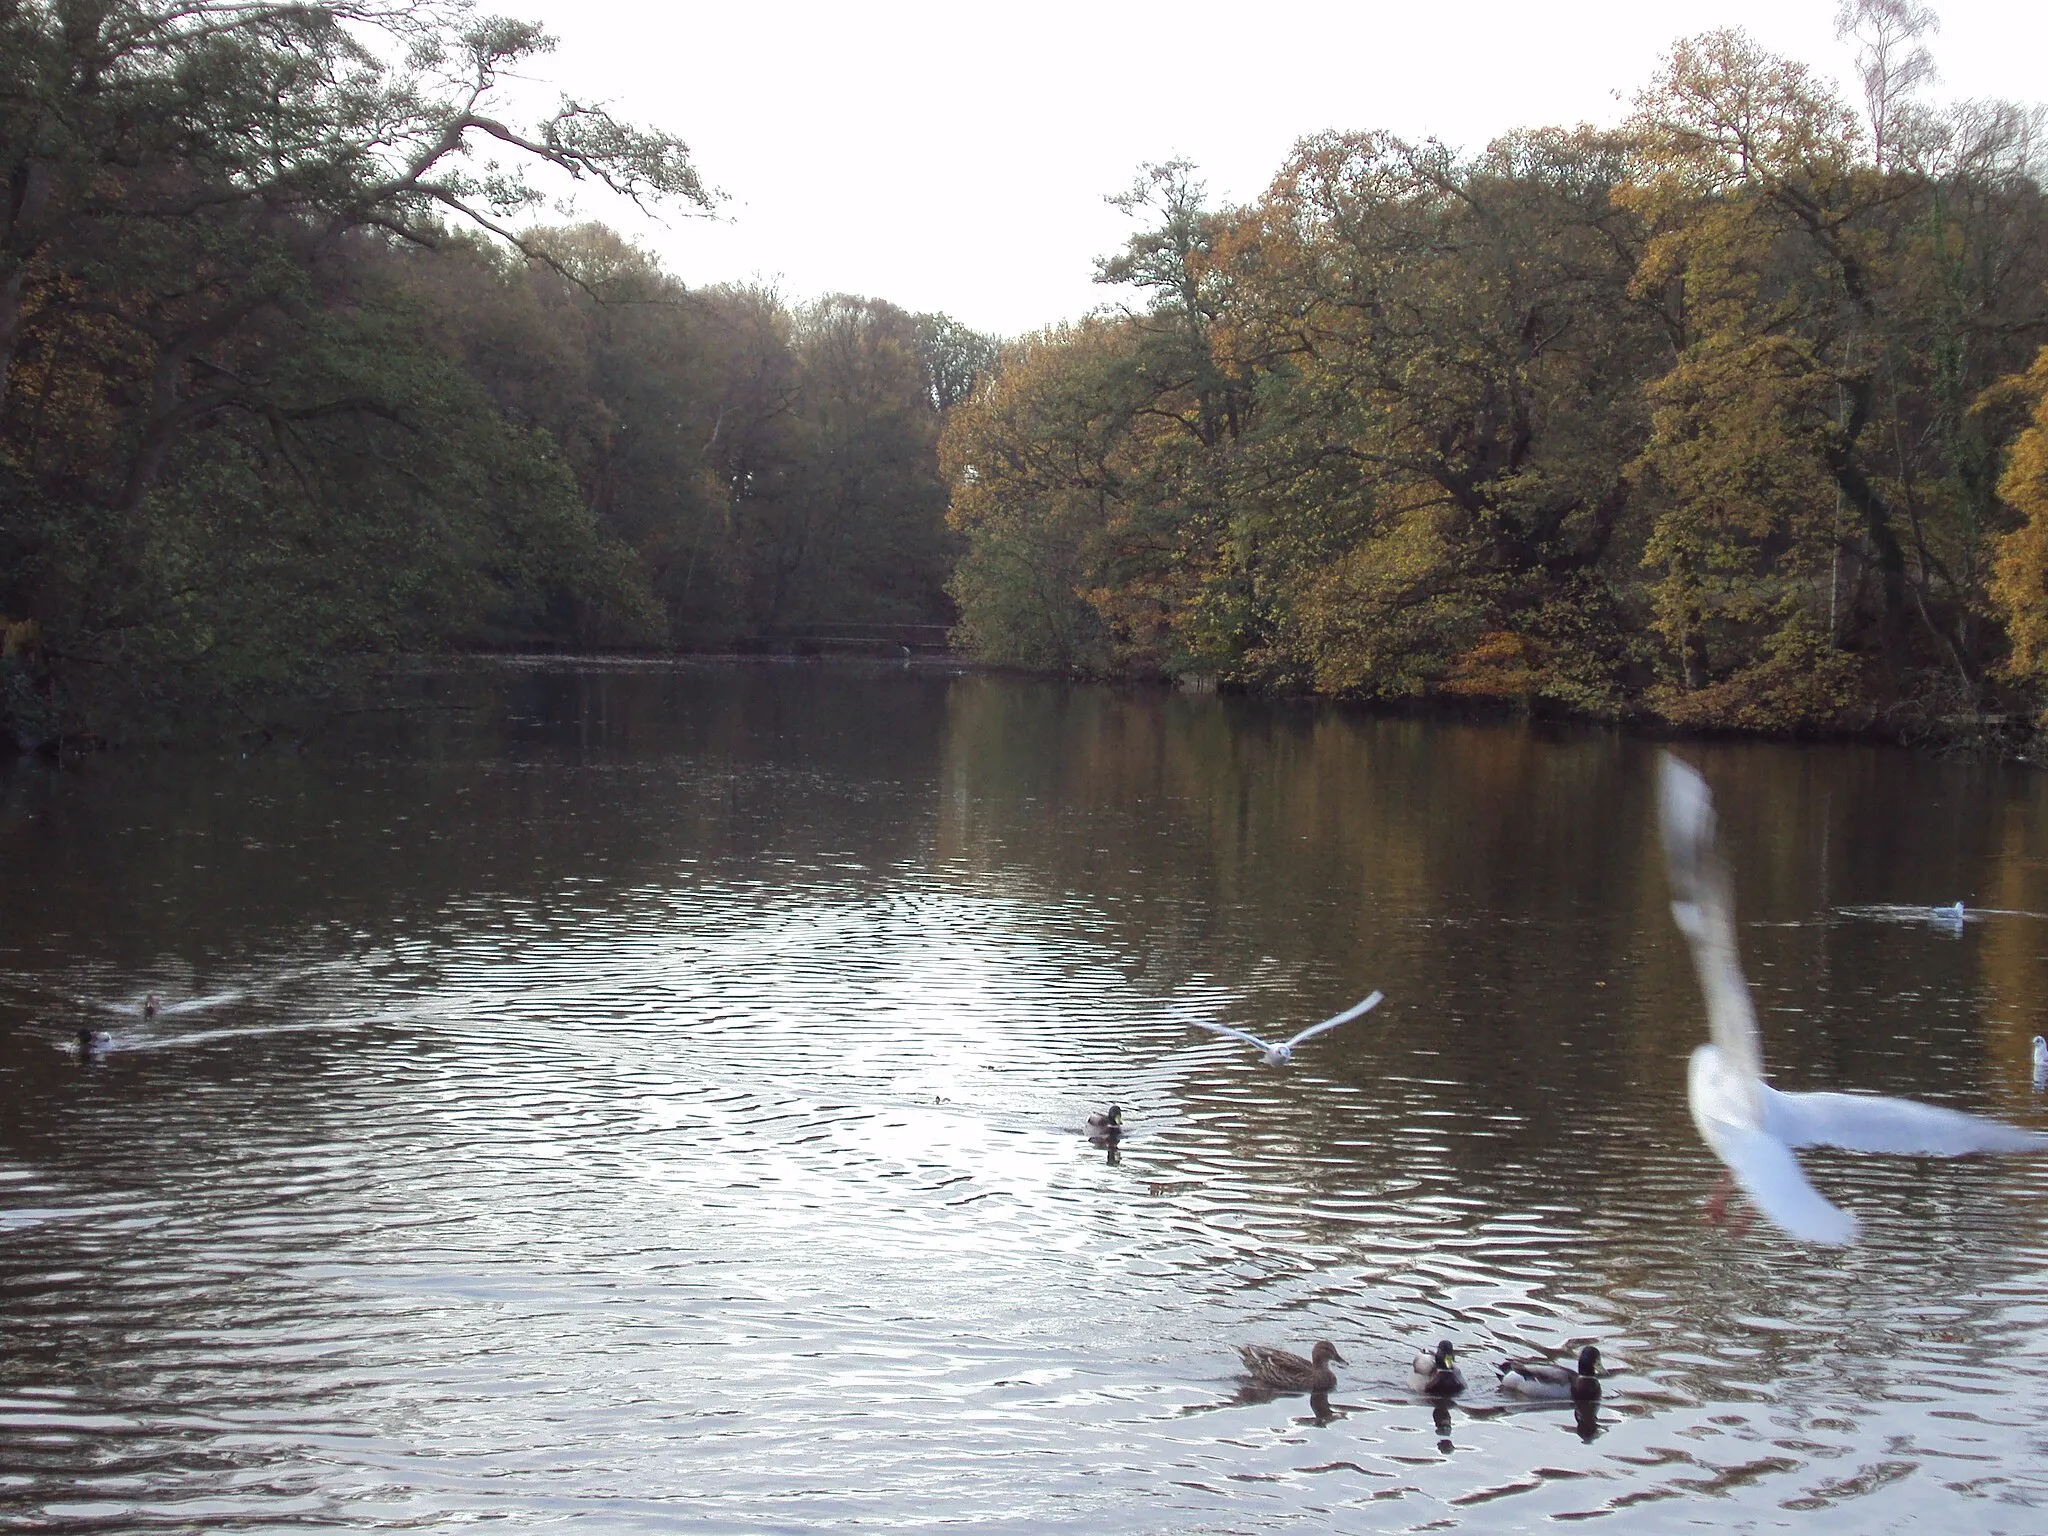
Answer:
[
  {"left": 450, "top": 651, "right": 2048, "bottom": 766},
  {"left": 6, "top": 648, "right": 2040, "bottom": 766}
]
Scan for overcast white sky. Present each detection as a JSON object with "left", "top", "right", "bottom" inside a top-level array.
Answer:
[{"left": 498, "top": 0, "right": 2047, "bottom": 336}]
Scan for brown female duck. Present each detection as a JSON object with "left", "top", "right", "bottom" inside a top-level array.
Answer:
[{"left": 1237, "top": 1340, "right": 1345, "bottom": 1394}]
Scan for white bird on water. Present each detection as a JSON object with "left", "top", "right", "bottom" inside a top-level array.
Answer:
[
  {"left": 2033, "top": 1036, "right": 2046, "bottom": 1092},
  {"left": 1188, "top": 991, "right": 1384, "bottom": 1066},
  {"left": 1658, "top": 754, "right": 2045, "bottom": 1245}
]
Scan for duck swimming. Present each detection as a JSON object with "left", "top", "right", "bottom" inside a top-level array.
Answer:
[
  {"left": 1085, "top": 1105, "right": 1122, "bottom": 1141},
  {"left": 1498, "top": 1345, "right": 1602, "bottom": 1401},
  {"left": 1410, "top": 1340, "right": 1465, "bottom": 1395},
  {"left": 142, "top": 992, "right": 161, "bottom": 1019},
  {"left": 1238, "top": 1340, "right": 1345, "bottom": 1395},
  {"left": 75, "top": 1027, "right": 110, "bottom": 1057}
]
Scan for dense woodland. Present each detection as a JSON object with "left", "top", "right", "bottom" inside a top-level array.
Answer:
[
  {"left": 949, "top": 9, "right": 2048, "bottom": 745},
  {"left": 0, "top": 0, "right": 987, "bottom": 743},
  {"left": 5, "top": 0, "right": 2048, "bottom": 750}
]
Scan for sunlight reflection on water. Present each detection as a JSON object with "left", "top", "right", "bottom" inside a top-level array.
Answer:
[{"left": 3, "top": 662, "right": 2048, "bottom": 1532}]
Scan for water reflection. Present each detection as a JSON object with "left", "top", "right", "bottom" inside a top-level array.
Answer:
[{"left": 1, "top": 661, "right": 2046, "bottom": 1530}]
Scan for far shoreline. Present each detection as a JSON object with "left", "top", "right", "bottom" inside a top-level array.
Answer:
[
  {"left": 6, "top": 650, "right": 2038, "bottom": 767},
  {"left": 453, "top": 650, "right": 2047, "bottom": 767}
]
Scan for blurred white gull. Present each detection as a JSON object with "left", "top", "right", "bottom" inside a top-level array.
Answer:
[
  {"left": 2033, "top": 1036, "right": 2046, "bottom": 1092},
  {"left": 1188, "top": 991, "right": 1384, "bottom": 1066},
  {"left": 1658, "top": 754, "right": 2045, "bottom": 1245}
]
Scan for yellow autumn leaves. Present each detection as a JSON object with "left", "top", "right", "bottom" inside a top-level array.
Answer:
[{"left": 943, "top": 27, "right": 2048, "bottom": 739}]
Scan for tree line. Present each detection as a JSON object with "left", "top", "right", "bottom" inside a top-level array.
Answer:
[
  {"left": 944, "top": 6, "right": 2048, "bottom": 743},
  {"left": 9, "top": 1, "right": 2048, "bottom": 752},
  {"left": 1, "top": 0, "right": 989, "bottom": 746}
]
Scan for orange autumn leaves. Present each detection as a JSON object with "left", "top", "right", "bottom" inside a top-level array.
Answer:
[{"left": 943, "top": 27, "right": 2048, "bottom": 739}]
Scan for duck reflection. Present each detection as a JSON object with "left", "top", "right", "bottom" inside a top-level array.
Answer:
[
  {"left": 1218, "top": 1380, "right": 1347, "bottom": 1427},
  {"left": 1085, "top": 1105, "right": 1122, "bottom": 1163}
]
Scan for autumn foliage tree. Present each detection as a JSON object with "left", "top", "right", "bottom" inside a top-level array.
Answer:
[
  {"left": 945, "top": 18, "right": 2048, "bottom": 743},
  {"left": 1988, "top": 347, "right": 2048, "bottom": 692}
]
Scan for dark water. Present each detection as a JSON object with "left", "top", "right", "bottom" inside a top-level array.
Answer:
[{"left": 4, "top": 661, "right": 2048, "bottom": 1533}]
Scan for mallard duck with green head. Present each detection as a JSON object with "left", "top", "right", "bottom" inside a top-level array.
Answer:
[
  {"left": 1085, "top": 1105, "right": 1122, "bottom": 1141},
  {"left": 1237, "top": 1340, "right": 1344, "bottom": 1395},
  {"left": 1409, "top": 1340, "right": 1465, "bottom": 1395},
  {"left": 1497, "top": 1345, "right": 1602, "bottom": 1401}
]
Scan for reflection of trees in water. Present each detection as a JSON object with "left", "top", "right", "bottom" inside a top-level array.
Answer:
[
  {"left": 929, "top": 674, "right": 2048, "bottom": 1393},
  {"left": 5, "top": 663, "right": 2046, "bottom": 1411},
  {"left": 0, "top": 664, "right": 962, "bottom": 979},
  {"left": 1980, "top": 791, "right": 2048, "bottom": 1087},
  {"left": 934, "top": 676, "right": 1667, "bottom": 1197}
]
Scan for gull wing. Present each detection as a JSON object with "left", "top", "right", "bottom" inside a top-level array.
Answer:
[
  {"left": 1658, "top": 756, "right": 1767, "bottom": 1091},
  {"left": 1281, "top": 991, "right": 1385, "bottom": 1050},
  {"left": 1190, "top": 1019, "right": 1280, "bottom": 1054},
  {"left": 1712, "top": 1117, "right": 1861, "bottom": 1245},
  {"left": 1764, "top": 1084, "right": 2048, "bottom": 1156}
]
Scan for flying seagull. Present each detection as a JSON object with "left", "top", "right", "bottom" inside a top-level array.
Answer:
[
  {"left": 1657, "top": 753, "right": 2044, "bottom": 1245},
  {"left": 1189, "top": 991, "right": 1384, "bottom": 1066}
]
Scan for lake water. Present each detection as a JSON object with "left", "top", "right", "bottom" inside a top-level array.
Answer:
[{"left": 4, "top": 661, "right": 2048, "bottom": 1533}]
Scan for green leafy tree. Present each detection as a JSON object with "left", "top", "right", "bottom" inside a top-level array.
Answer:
[
  {"left": 941, "top": 322, "right": 1137, "bottom": 672},
  {"left": 0, "top": 0, "right": 711, "bottom": 739}
]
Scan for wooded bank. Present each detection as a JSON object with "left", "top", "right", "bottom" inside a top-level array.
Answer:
[
  {"left": 0, "top": 0, "right": 984, "bottom": 746},
  {"left": 6, "top": 3, "right": 2048, "bottom": 754},
  {"left": 944, "top": 21, "right": 2048, "bottom": 752}
]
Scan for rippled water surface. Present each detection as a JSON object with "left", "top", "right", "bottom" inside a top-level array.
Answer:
[{"left": 5, "top": 662, "right": 2048, "bottom": 1532}]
